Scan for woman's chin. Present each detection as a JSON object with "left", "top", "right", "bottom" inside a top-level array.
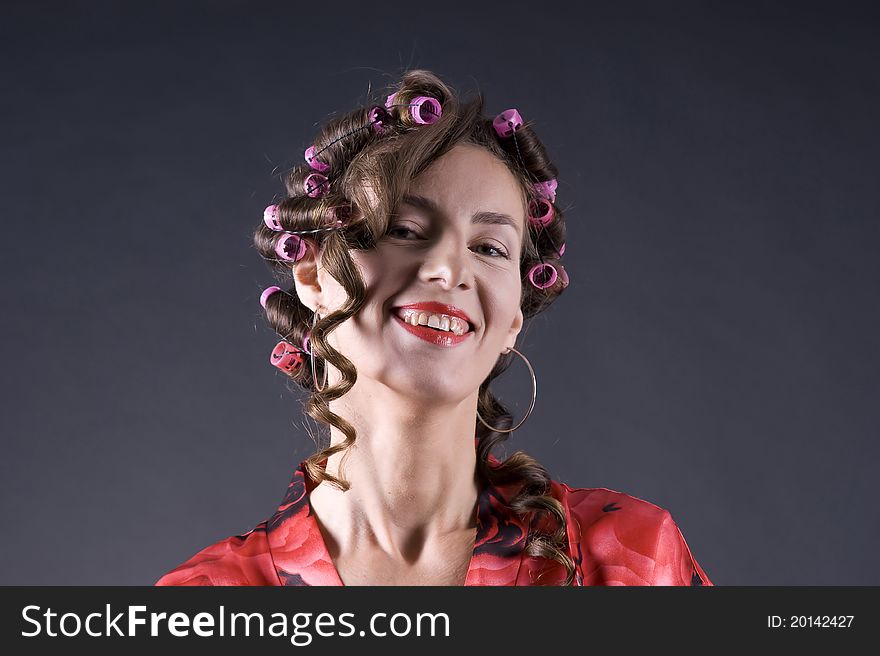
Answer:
[{"left": 384, "top": 375, "right": 475, "bottom": 406}]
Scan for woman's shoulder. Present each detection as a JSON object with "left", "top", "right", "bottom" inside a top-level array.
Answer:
[
  {"left": 552, "top": 480, "right": 714, "bottom": 586},
  {"left": 154, "top": 520, "right": 279, "bottom": 586}
]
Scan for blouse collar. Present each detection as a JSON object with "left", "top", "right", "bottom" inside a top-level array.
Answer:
[{"left": 265, "top": 452, "right": 537, "bottom": 586}]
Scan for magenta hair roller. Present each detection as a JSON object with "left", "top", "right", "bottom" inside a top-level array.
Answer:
[
  {"left": 527, "top": 263, "right": 558, "bottom": 290},
  {"left": 558, "top": 242, "right": 566, "bottom": 257},
  {"left": 263, "top": 204, "right": 282, "bottom": 231},
  {"left": 492, "top": 108, "right": 523, "bottom": 138},
  {"left": 270, "top": 341, "right": 304, "bottom": 374},
  {"left": 527, "top": 198, "right": 554, "bottom": 228},
  {"left": 385, "top": 92, "right": 397, "bottom": 109},
  {"left": 260, "top": 285, "right": 282, "bottom": 309},
  {"left": 304, "top": 145, "right": 330, "bottom": 173},
  {"left": 369, "top": 104, "right": 390, "bottom": 135},
  {"left": 275, "top": 234, "right": 308, "bottom": 262},
  {"left": 410, "top": 96, "right": 442, "bottom": 125},
  {"left": 533, "top": 179, "right": 557, "bottom": 203},
  {"left": 303, "top": 172, "right": 329, "bottom": 198}
]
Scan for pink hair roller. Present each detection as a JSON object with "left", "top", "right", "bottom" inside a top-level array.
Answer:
[
  {"left": 270, "top": 341, "right": 304, "bottom": 374},
  {"left": 493, "top": 108, "right": 523, "bottom": 138},
  {"left": 303, "top": 172, "right": 329, "bottom": 198},
  {"left": 533, "top": 179, "right": 557, "bottom": 203},
  {"left": 558, "top": 242, "right": 566, "bottom": 257},
  {"left": 263, "top": 204, "right": 282, "bottom": 231},
  {"left": 410, "top": 96, "right": 442, "bottom": 125},
  {"left": 275, "top": 234, "right": 308, "bottom": 262},
  {"left": 369, "top": 104, "right": 390, "bottom": 134},
  {"left": 302, "top": 333, "right": 311, "bottom": 357},
  {"left": 527, "top": 198, "right": 554, "bottom": 228},
  {"left": 304, "top": 145, "right": 330, "bottom": 173},
  {"left": 527, "top": 262, "right": 558, "bottom": 290},
  {"left": 260, "top": 285, "right": 281, "bottom": 309},
  {"left": 385, "top": 92, "right": 397, "bottom": 109}
]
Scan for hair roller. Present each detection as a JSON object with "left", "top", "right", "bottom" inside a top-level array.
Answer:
[
  {"left": 275, "top": 233, "right": 309, "bottom": 262},
  {"left": 263, "top": 204, "right": 282, "bottom": 231},
  {"left": 526, "top": 261, "right": 569, "bottom": 293},
  {"left": 527, "top": 198, "right": 555, "bottom": 228},
  {"left": 527, "top": 262, "right": 557, "bottom": 289},
  {"left": 259, "top": 285, "right": 282, "bottom": 309},
  {"left": 388, "top": 91, "right": 444, "bottom": 128},
  {"left": 533, "top": 179, "right": 557, "bottom": 203},
  {"left": 493, "top": 108, "right": 524, "bottom": 138},
  {"left": 304, "top": 145, "right": 331, "bottom": 173},
  {"left": 303, "top": 172, "right": 330, "bottom": 198},
  {"left": 270, "top": 340, "right": 305, "bottom": 374},
  {"left": 369, "top": 104, "right": 391, "bottom": 135},
  {"left": 409, "top": 96, "right": 442, "bottom": 125}
]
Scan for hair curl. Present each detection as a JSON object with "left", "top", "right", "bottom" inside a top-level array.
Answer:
[{"left": 253, "top": 69, "right": 573, "bottom": 585}]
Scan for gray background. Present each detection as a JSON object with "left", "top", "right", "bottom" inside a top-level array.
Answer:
[{"left": 2, "top": 0, "right": 877, "bottom": 585}]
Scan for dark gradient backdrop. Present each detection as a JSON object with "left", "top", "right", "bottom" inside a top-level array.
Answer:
[{"left": 2, "top": 1, "right": 877, "bottom": 585}]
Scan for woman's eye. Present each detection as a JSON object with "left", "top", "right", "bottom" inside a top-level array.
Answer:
[
  {"left": 474, "top": 243, "right": 510, "bottom": 259},
  {"left": 387, "top": 226, "right": 419, "bottom": 239}
]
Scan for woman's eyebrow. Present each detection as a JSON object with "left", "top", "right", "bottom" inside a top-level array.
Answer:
[{"left": 402, "top": 194, "right": 521, "bottom": 236}]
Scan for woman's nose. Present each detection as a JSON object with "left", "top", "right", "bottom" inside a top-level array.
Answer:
[{"left": 419, "top": 237, "right": 474, "bottom": 290}]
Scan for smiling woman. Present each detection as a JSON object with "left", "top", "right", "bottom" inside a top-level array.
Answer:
[{"left": 155, "top": 69, "right": 712, "bottom": 587}]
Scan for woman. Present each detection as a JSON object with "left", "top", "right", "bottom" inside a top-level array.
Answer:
[{"left": 155, "top": 70, "right": 713, "bottom": 586}]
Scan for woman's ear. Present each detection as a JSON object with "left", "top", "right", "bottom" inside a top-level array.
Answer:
[
  {"left": 503, "top": 306, "right": 524, "bottom": 353},
  {"left": 290, "top": 238, "right": 325, "bottom": 314}
]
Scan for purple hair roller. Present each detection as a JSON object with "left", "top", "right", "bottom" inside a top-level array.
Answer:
[
  {"left": 304, "top": 145, "right": 330, "bottom": 173},
  {"left": 410, "top": 96, "right": 442, "bottom": 125},
  {"left": 527, "top": 263, "right": 558, "bottom": 290},
  {"left": 275, "top": 234, "right": 308, "bottom": 262},
  {"left": 492, "top": 108, "right": 523, "bottom": 138}
]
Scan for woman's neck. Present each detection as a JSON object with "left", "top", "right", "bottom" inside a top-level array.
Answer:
[{"left": 307, "top": 381, "right": 481, "bottom": 560}]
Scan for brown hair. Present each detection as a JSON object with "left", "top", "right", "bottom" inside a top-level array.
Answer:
[{"left": 253, "top": 69, "right": 573, "bottom": 585}]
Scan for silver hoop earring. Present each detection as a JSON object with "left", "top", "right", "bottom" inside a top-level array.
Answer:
[
  {"left": 475, "top": 346, "right": 537, "bottom": 434},
  {"left": 310, "top": 311, "right": 328, "bottom": 392}
]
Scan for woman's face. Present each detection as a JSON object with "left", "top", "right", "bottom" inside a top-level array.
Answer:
[{"left": 313, "top": 142, "right": 526, "bottom": 405}]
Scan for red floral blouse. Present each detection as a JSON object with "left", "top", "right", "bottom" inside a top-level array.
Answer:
[{"left": 156, "top": 454, "right": 713, "bottom": 587}]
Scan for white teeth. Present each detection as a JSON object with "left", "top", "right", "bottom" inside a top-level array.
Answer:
[{"left": 397, "top": 309, "right": 470, "bottom": 336}]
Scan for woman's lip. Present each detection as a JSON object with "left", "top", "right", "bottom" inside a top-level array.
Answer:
[{"left": 392, "top": 313, "right": 473, "bottom": 347}]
